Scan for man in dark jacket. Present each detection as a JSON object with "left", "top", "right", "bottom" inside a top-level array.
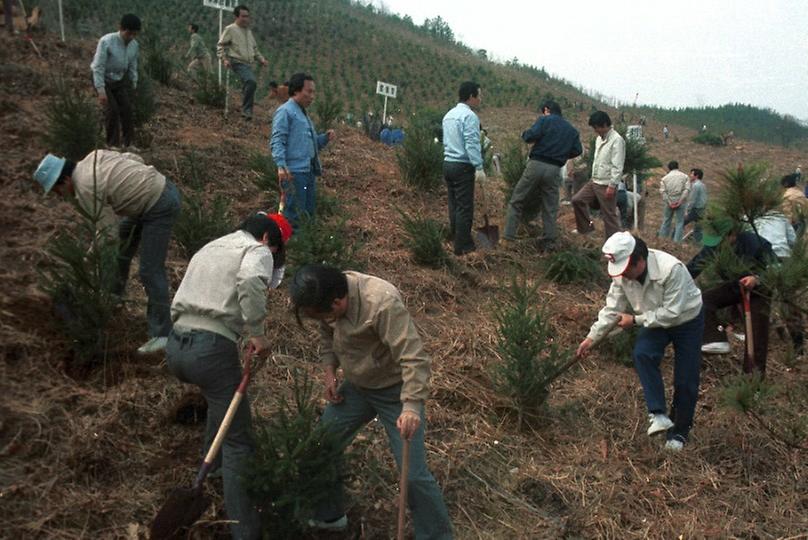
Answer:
[
  {"left": 503, "top": 100, "right": 582, "bottom": 251},
  {"left": 687, "top": 219, "right": 776, "bottom": 375}
]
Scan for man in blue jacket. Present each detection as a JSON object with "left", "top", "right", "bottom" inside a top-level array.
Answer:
[
  {"left": 270, "top": 72, "right": 335, "bottom": 229},
  {"left": 503, "top": 100, "right": 582, "bottom": 251}
]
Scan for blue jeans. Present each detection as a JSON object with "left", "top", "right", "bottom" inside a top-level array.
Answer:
[
  {"left": 230, "top": 61, "right": 257, "bottom": 117},
  {"left": 280, "top": 170, "right": 316, "bottom": 230},
  {"left": 684, "top": 207, "right": 704, "bottom": 242},
  {"left": 658, "top": 204, "right": 686, "bottom": 242},
  {"left": 633, "top": 308, "right": 704, "bottom": 442},
  {"left": 117, "top": 180, "right": 181, "bottom": 338},
  {"left": 166, "top": 329, "right": 261, "bottom": 540},
  {"left": 316, "top": 382, "right": 453, "bottom": 540}
]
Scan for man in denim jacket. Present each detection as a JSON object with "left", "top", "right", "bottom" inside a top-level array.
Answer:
[{"left": 270, "top": 72, "right": 335, "bottom": 229}]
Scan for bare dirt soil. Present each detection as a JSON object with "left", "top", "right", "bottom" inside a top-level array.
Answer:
[{"left": 1, "top": 32, "right": 806, "bottom": 539}]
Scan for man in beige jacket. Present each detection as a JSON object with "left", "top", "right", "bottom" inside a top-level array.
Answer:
[
  {"left": 34, "top": 150, "right": 180, "bottom": 354},
  {"left": 217, "top": 4, "right": 268, "bottom": 120},
  {"left": 657, "top": 160, "right": 691, "bottom": 242},
  {"left": 290, "top": 265, "right": 453, "bottom": 538}
]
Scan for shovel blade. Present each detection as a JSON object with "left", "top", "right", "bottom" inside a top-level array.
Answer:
[
  {"left": 150, "top": 487, "right": 210, "bottom": 540},
  {"left": 475, "top": 225, "right": 499, "bottom": 250}
]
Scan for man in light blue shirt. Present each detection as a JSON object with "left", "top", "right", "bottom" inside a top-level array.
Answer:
[
  {"left": 270, "top": 72, "right": 334, "bottom": 229},
  {"left": 90, "top": 14, "right": 141, "bottom": 150},
  {"left": 442, "top": 81, "right": 484, "bottom": 256}
]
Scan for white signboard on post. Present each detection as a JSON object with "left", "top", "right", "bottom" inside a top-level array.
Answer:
[{"left": 375, "top": 81, "right": 397, "bottom": 125}]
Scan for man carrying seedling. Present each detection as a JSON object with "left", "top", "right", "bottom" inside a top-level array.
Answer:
[
  {"left": 166, "top": 211, "right": 289, "bottom": 540},
  {"left": 502, "top": 99, "right": 582, "bottom": 251},
  {"left": 442, "top": 81, "right": 484, "bottom": 256},
  {"left": 90, "top": 13, "right": 141, "bottom": 150},
  {"left": 270, "top": 72, "right": 335, "bottom": 229},
  {"left": 290, "top": 264, "right": 454, "bottom": 538},
  {"left": 576, "top": 232, "right": 704, "bottom": 451},
  {"left": 34, "top": 150, "right": 181, "bottom": 354},
  {"left": 217, "top": 4, "right": 268, "bottom": 120}
]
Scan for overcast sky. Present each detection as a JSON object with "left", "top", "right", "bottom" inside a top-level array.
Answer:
[{"left": 370, "top": 0, "right": 808, "bottom": 121}]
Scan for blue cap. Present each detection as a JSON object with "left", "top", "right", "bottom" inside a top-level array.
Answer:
[{"left": 34, "top": 154, "right": 66, "bottom": 194}]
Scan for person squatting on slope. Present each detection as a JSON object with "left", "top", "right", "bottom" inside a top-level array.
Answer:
[
  {"left": 34, "top": 150, "right": 181, "bottom": 354},
  {"left": 270, "top": 72, "right": 335, "bottom": 229},
  {"left": 571, "top": 111, "right": 626, "bottom": 239},
  {"left": 502, "top": 99, "right": 582, "bottom": 251},
  {"left": 91, "top": 13, "right": 141, "bottom": 150},
  {"left": 166, "top": 212, "right": 291, "bottom": 540},
  {"left": 217, "top": 4, "right": 268, "bottom": 120},
  {"left": 290, "top": 264, "right": 454, "bottom": 539},
  {"left": 577, "top": 232, "right": 704, "bottom": 451},
  {"left": 442, "top": 81, "right": 485, "bottom": 256}
]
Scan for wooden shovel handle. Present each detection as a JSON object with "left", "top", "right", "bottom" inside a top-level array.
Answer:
[
  {"left": 397, "top": 438, "right": 411, "bottom": 540},
  {"left": 741, "top": 287, "right": 755, "bottom": 372}
]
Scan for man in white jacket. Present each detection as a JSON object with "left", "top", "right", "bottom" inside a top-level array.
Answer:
[
  {"left": 166, "top": 211, "right": 290, "bottom": 540},
  {"left": 576, "top": 232, "right": 704, "bottom": 451},
  {"left": 657, "top": 160, "right": 691, "bottom": 243}
]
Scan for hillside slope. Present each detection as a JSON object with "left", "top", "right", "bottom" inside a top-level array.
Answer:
[{"left": 1, "top": 30, "right": 807, "bottom": 540}]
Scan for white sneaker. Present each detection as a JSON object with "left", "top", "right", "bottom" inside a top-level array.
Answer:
[
  {"left": 137, "top": 336, "right": 168, "bottom": 354},
  {"left": 307, "top": 515, "right": 347, "bottom": 531},
  {"left": 732, "top": 332, "right": 746, "bottom": 343},
  {"left": 701, "top": 341, "right": 730, "bottom": 354},
  {"left": 665, "top": 439, "right": 684, "bottom": 451},
  {"left": 647, "top": 413, "right": 674, "bottom": 436}
]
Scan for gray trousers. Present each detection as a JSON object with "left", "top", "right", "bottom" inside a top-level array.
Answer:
[
  {"left": 230, "top": 61, "right": 257, "bottom": 117},
  {"left": 316, "top": 381, "right": 453, "bottom": 539},
  {"left": 503, "top": 159, "right": 562, "bottom": 241},
  {"left": 166, "top": 329, "right": 261, "bottom": 540}
]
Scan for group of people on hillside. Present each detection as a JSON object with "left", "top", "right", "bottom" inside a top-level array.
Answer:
[{"left": 31, "top": 8, "right": 808, "bottom": 540}]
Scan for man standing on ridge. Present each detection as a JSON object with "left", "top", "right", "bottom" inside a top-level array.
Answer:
[
  {"left": 502, "top": 99, "right": 582, "bottom": 251},
  {"left": 572, "top": 111, "right": 626, "bottom": 239},
  {"left": 217, "top": 4, "right": 268, "bottom": 121},
  {"left": 270, "top": 72, "right": 335, "bottom": 229},
  {"left": 91, "top": 13, "right": 141, "bottom": 150},
  {"left": 442, "top": 81, "right": 485, "bottom": 256}
]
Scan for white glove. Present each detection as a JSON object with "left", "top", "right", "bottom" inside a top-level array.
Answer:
[
  {"left": 269, "top": 267, "right": 285, "bottom": 289},
  {"left": 475, "top": 170, "right": 487, "bottom": 183}
]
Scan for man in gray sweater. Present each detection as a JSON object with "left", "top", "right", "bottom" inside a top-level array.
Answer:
[{"left": 167, "top": 211, "right": 290, "bottom": 540}]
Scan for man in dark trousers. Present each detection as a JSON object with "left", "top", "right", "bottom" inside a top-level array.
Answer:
[
  {"left": 502, "top": 99, "right": 582, "bottom": 251},
  {"left": 91, "top": 13, "right": 141, "bottom": 150},
  {"left": 442, "top": 81, "right": 484, "bottom": 256}
]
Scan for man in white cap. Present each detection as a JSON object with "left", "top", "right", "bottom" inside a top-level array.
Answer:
[
  {"left": 34, "top": 150, "right": 181, "bottom": 354},
  {"left": 576, "top": 232, "right": 704, "bottom": 451}
]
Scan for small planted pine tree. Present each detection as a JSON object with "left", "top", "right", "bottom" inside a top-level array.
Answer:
[
  {"left": 173, "top": 190, "right": 233, "bottom": 260},
  {"left": 314, "top": 88, "right": 343, "bottom": 131},
  {"left": 398, "top": 210, "right": 450, "bottom": 268},
  {"left": 39, "top": 155, "right": 119, "bottom": 367},
  {"left": 191, "top": 69, "right": 226, "bottom": 108},
  {"left": 142, "top": 33, "right": 175, "bottom": 86},
  {"left": 544, "top": 248, "right": 603, "bottom": 285},
  {"left": 499, "top": 137, "right": 528, "bottom": 205},
  {"left": 245, "top": 370, "right": 345, "bottom": 539},
  {"left": 287, "top": 215, "right": 363, "bottom": 272},
  {"left": 44, "top": 78, "right": 101, "bottom": 161},
  {"left": 248, "top": 152, "right": 279, "bottom": 194},
  {"left": 714, "top": 163, "right": 783, "bottom": 235},
  {"left": 692, "top": 132, "right": 724, "bottom": 146},
  {"left": 396, "top": 109, "right": 444, "bottom": 191},
  {"left": 491, "top": 278, "right": 571, "bottom": 428}
]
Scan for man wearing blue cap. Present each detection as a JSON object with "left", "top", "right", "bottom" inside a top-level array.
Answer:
[
  {"left": 576, "top": 232, "right": 704, "bottom": 451},
  {"left": 34, "top": 150, "right": 180, "bottom": 354}
]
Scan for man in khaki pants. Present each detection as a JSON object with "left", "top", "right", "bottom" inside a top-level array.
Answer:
[{"left": 572, "top": 111, "right": 626, "bottom": 239}]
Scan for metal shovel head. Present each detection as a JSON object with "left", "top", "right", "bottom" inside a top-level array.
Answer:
[
  {"left": 475, "top": 214, "right": 499, "bottom": 250},
  {"left": 150, "top": 486, "right": 210, "bottom": 540}
]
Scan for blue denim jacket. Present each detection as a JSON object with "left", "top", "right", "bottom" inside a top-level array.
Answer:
[{"left": 270, "top": 99, "right": 329, "bottom": 174}]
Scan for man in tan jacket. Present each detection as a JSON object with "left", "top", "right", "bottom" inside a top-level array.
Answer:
[
  {"left": 34, "top": 150, "right": 180, "bottom": 354},
  {"left": 290, "top": 265, "right": 453, "bottom": 538},
  {"left": 217, "top": 4, "right": 268, "bottom": 120}
]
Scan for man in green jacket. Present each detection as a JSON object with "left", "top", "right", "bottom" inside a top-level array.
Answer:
[
  {"left": 290, "top": 265, "right": 453, "bottom": 539},
  {"left": 185, "top": 23, "right": 211, "bottom": 73}
]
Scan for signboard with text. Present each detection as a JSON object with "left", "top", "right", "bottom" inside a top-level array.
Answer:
[{"left": 376, "top": 81, "right": 397, "bottom": 99}]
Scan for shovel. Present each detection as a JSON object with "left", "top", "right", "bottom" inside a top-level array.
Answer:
[
  {"left": 150, "top": 349, "right": 254, "bottom": 540},
  {"left": 741, "top": 287, "right": 755, "bottom": 373},
  {"left": 475, "top": 180, "right": 499, "bottom": 249},
  {"left": 397, "top": 438, "right": 411, "bottom": 540}
]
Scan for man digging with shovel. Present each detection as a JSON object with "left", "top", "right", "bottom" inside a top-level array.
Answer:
[
  {"left": 290, "top": 264, "right": 453, "bottom": 539},
  {"left": 576, "top": 232, "right": 704, "bottom": 451}
]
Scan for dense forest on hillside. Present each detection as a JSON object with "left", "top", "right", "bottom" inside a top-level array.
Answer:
[{"left": 31, "top": 0, "right": 808, "bottom": 146}]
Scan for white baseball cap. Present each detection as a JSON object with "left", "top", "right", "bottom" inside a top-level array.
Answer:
[{"left": 602, "top": 231, "right": 636, "bottom": 277}]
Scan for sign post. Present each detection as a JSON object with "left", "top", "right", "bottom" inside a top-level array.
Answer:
[
  {"left": 375, "top": 81, "right": 397, "bottom": 126},
  {"left": 203, "top": 0, "right": 236, "bottom": 86},
  {"left": 57, "top": 0, "right": 65, "bottom": 41}
]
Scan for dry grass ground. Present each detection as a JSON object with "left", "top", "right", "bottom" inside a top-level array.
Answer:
[{"left": 1, "top": 32, "right": 806, "bottom": 539}]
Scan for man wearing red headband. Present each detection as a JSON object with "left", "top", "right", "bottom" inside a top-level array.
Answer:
[{"left": 576, "top": 232, "right": 704, "bottom": 452}]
